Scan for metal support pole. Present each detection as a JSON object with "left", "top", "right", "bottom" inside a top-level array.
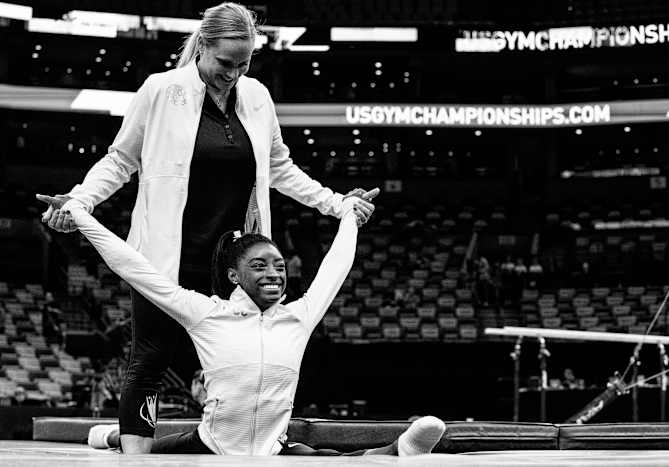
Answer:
[
  {"left": 631, "top": 347, "right": 641, "bottom": 422},
  {"left": 510, "top": 336, "right": 523, "bottom": 422},
  {"left": 538, "top": 337, "right": 550, "bottom": 422},
  {"left": 660, "top": 344, "right": 667, "bottom": 422}
]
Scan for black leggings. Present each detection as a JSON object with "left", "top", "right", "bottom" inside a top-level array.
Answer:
[
  {"left": 119, "top": 273, "right": 204, "bottom": 437},
  {"left": 151, "top": 428, "right": 398, "bottom": 456},
  {"left": 151, "top": 428, "right": 215, "bottom": 454}
]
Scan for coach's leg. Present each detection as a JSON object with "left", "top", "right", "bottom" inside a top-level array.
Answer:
[{"left": 119, "top": 289, "right": 182, "bottom": 453}]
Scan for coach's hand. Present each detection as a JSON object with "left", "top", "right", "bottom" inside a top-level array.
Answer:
[
  {"left": 344, "top": 187, "right": 380, "bottom": 202},
  {"left": 36, "top": 194, "right": 77, "bottom": 233},
  {"left": 346, "top": 187, "right": 379, "bottom": 226}
]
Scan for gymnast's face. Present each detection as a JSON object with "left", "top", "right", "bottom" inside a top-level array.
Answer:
[
  {"left": 197, "top": 37, "right": 254, "bottom": 94},
  {"left": 229, "top": 243, "right": 286, "bottom": 311}
]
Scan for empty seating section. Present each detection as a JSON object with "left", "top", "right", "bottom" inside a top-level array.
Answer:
[
  {"left": 514, "top": 285, "right": 666, "bottom": 334},
  {"left": 315, "top": 198, "right": 669, "bottom": 342},
  {"left": 319, "top": 200, "right": 482, "bottom": 342},
  {"left": 326, "top": 277, "right": 669, "bottom": 342},
  {"left": 541, "top": 201, "right": 669, "bottom": 285},
  {"left": 0, "top": 281, "right": 92, "bottom": 404},
  {"left": 5, "top": 189, "right": 669, "bottom": 355}
]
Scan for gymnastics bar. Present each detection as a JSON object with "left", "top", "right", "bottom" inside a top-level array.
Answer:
[{"left": 485, "top": 326, "right": 669, "bottom": 345}]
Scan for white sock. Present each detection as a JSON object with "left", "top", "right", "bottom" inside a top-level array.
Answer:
[
  {"left": 397, "top": 416, "right": 445, "bottom": 457},
  {"left": 87, "top": 424, "right": 119, "bottom": 449}
]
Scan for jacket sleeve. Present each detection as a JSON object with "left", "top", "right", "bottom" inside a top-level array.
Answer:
[
  {"left": 65, "top": 76, "right": 154, "bottom": 213},
  {"left": 63, "top": 200, "right": 218, "bottom": 330},
  {"left": 301, "top": 199, "right": 358, "bottom": 330},
  {"left": 264, "top": 89, "right": 345, "bottom": 219}
]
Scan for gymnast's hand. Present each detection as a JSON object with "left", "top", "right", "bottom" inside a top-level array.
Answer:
[
  {"left": 36, "top": 194, "right": 77, "bottom": 233},
  {"left": 345, "top": 187, "right": 379, "bottom": 227}
]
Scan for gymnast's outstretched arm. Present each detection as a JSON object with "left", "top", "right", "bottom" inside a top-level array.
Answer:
[
  {"left": 299, "top": 197, "right": 361, "bottom": 330},
  {"left": 62, "top": 200, "right": 218, "bottom": 330}
]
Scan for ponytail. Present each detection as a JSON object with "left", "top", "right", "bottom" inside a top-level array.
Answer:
[
  {"left": 176, "top": 3, "right": 258, "bottom": 69},
  {"left": 210, "top": 230, "right": 279, "bottom": 299},
  {"left": 177, "top": 28, "right": 202, "bottom": 68},
  {"left": 211, "top": 230, "right": 238, "bottom": 299}
]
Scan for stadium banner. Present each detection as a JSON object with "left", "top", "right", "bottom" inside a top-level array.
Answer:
[
  {"left": 280, "top": 101, "right": 669, "bottom": 128},
  {"left": 456, "top": 23, "right": 669, "bottom": 53},
  {"left": 2, "top": 84, "right": 669, "bottom": 127}
]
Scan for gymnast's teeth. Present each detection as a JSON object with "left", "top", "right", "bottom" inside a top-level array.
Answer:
[{"left": 261, "top": 284, "right": 280, "bottom": 290}]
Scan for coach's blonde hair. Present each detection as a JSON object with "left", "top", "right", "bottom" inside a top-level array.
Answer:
[{"left": 177, "top": 2, "right": 258, "bottom": 68}]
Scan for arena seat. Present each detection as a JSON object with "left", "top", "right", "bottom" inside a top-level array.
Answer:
[
  {"left": 420, "top": 323, "right": 440, "bottom": 340},
  {"left": 381, "top": 323, "right": 401, "bottom": 340},
  {"left": 378, "top": 305, "right": 398, "bottom": 319},
  {"left": 15, "top": 290, "right": 35, "bottom": 305},
  {"left": 0, "top": 356, "right": 19, "bottom": 371},
  {"left": 342, "top": 323, "right": 363, "bottom": 339},
  {"left": 458, "top": 324, "right": 477, "bottom": 339}
]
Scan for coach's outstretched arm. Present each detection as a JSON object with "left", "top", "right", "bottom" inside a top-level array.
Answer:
[{"left": 36, "top": 77, "right": 154, "bottom": 232}]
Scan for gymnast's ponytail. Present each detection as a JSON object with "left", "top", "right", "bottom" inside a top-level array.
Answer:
[{"left": 211, "top": 230, "right": 279, "bottom": 299}]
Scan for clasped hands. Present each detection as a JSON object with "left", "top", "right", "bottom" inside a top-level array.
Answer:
[
  {"left": 36, "top": 194, "right": 76, "bottom": 233},
  {"left": 343, "top": 187, "right": 379, "bottom": 227},
  {"left": 36, "top": 186, "right": 380, "bottom": 233}
]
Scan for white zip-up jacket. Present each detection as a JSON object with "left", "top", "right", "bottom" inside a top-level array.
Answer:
[
  {"left": 66, "top": 61, "right": 345, "bottom": 283},
  {"left": 63, "top": 198, "right": 358, "bottom": 455}
]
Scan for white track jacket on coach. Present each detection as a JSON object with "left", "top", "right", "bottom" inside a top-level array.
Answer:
[
  {"left": 64, "top": 198, "right": 358, "bottom": 456},
  {"left": 65, "top": 61, "right": 345, "bottom": 283}
]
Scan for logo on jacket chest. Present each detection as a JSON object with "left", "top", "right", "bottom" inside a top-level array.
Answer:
[{"left": 166, "top": 84, "right": 187, "bottom": 106}]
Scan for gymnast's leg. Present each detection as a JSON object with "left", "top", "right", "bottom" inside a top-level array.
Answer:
[
  {"left": 89, "top": 426, "right": 214, "bottom": 454},
  {"left": 281, "top": 416, "right": 445, "bottom": 456},
  {"left": 150, "top": 428, "right": 215, "bottom": 454}
]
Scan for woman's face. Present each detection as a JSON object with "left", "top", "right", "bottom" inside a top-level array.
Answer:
[
  {"left": 229, "top": 243, "right": 287, "bottom": 311},
  {"left": 198, "top": 37, "right": 254, "bottom": 93}
]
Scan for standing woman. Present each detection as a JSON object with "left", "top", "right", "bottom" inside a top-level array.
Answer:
[{"left": 37, "top": 2, "right": 375, "bottom": 454}]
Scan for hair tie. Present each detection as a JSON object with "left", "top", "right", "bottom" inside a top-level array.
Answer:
[{"left": 233, "top": 230, "right": 242, "bottom": 242}]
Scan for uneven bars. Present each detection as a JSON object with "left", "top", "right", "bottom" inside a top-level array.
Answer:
[{"left": 485, "top": 326, "right": 669, "bottom": 345}]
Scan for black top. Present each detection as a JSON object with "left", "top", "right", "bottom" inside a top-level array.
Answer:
[{"left": 179, "top": 88, "right": 256, "bottom": 289}]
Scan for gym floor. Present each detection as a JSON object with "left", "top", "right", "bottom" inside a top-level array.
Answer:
[{"left": 2, "top": 441, "right": 669, "bottom": 466}]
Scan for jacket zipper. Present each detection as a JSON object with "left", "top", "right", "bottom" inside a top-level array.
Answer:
[
  {"left": 209, "top": 398, "right": 219, "bottom": 434},
  {"left": 250, "top": 312, "right": 264, "bottom": 454}
]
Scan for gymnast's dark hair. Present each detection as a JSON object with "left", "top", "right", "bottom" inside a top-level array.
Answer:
[{"left": 211, "top": 230, "right": 279, "bottom": 299}]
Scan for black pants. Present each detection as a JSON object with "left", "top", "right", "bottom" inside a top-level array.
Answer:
[
  {"left": 119, "top": 272, "right": 205, "bottom": 437},
  {"left": 151, "top": 428, "right": 398, "bottom": 456},
  {"left": 151, "top": 428, "right": 215, "bottom": 454}
]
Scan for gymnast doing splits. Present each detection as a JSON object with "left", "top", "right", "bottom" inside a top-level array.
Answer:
[{"left": 55, "top": 191, "right": 446, "bottom": 456}]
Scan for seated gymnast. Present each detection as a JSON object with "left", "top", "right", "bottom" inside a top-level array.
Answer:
[{"left": 57, "top": 191, "right": 446, "bottom": 456}]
